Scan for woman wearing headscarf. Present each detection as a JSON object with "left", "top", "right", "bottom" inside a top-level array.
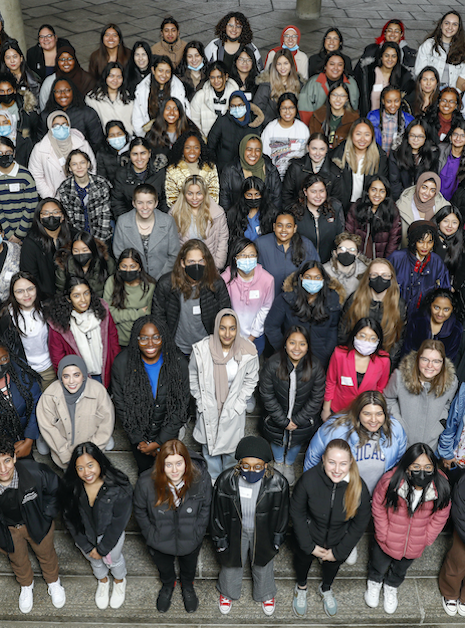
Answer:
[
  {"left": 37, "top": 355, "right": 115, "bottom": 469},
  {"left": 28, "top": 110, "right": 96, "bottom": 198},
  {"left": 0, "top": 109, "right": 32, "bottom": 168},
  {"left": 265, "top": 26, "right": 309, "bottom": 79}
]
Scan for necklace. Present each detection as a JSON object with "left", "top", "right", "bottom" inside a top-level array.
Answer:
[{"left": 136, "top": 217, "right": 154, "bottom": 232}]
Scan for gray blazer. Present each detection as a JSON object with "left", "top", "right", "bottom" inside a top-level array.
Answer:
[{"left": 113, "top": 208, "right": 180, "bottom": 280}]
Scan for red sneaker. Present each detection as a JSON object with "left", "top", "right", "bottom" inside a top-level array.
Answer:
[
  {"left": 219, "top": 594, "right": 232, "bottom": 615},
  {"left": 262, "top": 597, "right": 275, "bottom": 616}
]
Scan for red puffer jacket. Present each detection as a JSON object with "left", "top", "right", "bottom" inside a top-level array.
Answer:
[{"left": 372, "top": 468, "right": 450, "bottom": 560}]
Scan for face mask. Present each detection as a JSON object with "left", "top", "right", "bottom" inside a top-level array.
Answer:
[
  {"left": 228, "top": 35, "right": 241, "bottom": 42},
  {"left": 369, "top": 276, "right": 391, "bottom": 294},
  {"left": 0, "top": 362, "right": 9, "bottom": 379},
  {"left": 0, "top": 234, "right": 3, "bottom": 245},
  {"left": 302, "top": 279, "right": 324, "bottom": 294},
  {"left": 108, "top": 135, "right": 126, "bottom": 150},
  {"left": 230, "top": 105, "right": 247, "bottom": 119},
  {"left": 185, "top": 263, "right": 204, "bottom": 282},
  {"left": 408, "top": 469, "right": 433, "bottom": 488},
  {"left": 52, "top": 124, "right": 70, "bottom": 140},
  {"left": 188, "top": 62, "right": 204, "bottom": 72},
  {"left": 337, "top": 251, "right": 356, "bottom": 266},
  {"left": 73, "top": 252, "right": 92, "bottom": 266},
  {"left": 0, "top": 94, "right": 14, "bottom": 105},
  {"left": 353, "top": 337, "right": 379, "bottom": 356},
  {"left": 41, "top": 215, "right": 61, "bottom": 231},
  {"left": 245, "top": 198, "right": 261, "bottom": 211},
  {"left": 282, "top": 44, "right": 299, "bottom": 51},
  {"left": 241, "top": 468, "right": 265, "bottom": 483},
  {"left": 236, "top": 257, "right": 257, "bottom": 273},
  {"left": 0, "top": 153, "right": 13, "bottom": 169},
  {"left": 0, "top": 125, "right": 11, "bottom": 136},
  {"left": 120, "top": 269, "right": 140, "bottom": 282}
]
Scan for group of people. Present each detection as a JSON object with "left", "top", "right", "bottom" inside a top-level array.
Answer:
[{"left": 1, "top": 6, "right": 465, "bottom": 621}]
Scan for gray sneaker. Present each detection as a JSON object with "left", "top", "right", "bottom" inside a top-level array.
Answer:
[
  {"left": 292, "top": 584, "right": 307, "bottom": 617},
  {"left": 283, "top": 464, "right": 296, "bottom": 486},
  {"left": 273, "top": 461, "right": 285, "bottom": 475},
  {"left": 319, "top": 583, "right": 337, "bottom": 617}
]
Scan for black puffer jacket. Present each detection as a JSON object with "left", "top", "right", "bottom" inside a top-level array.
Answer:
[
  {"left": 282, "top": 153, "right": 343, "bottom": 210},
  {"left": 134, "top": 453, "right": 212, "bottom": 556},
  {"left": 152, "top": 272, "right": 231, "bottom": 338},
  {"left": 20, "top": 231, "right": 58, "bottom": 301},
  {"left": 296, "top": 198, "right": 345, "bottom": 263},
  {"left": 211, "top": 466, "right": 289, "bottom": 567},
  {"left": 96, "top": 145, "right": 130, "bottom": 187},
  {"left": 111, "top": 156, "right": 168, "bottom": 218},
  {"left": 26, "top": 38, "right": 70, "bottom": 82},
  {"left": 290, "top": 462, "right": 371, "bottom": 561},
  {"left": 111, "top": 345, "right": 189, "bottom": 444},
  {"left": 388, "top": 148, "right": 439, "bottom": 202},
  {"left": 219, "top": 156, "right": 282, "bottom": 212},
  {"left": 259, "top": 353, "right": 325, "bottom": 447},
  {"left": 37, "top": 103, "right": 104, "bottom": 154}
]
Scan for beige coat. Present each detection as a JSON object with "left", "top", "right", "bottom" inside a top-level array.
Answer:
[
  {"left": 396, "top": 186, "right": 449, "bottom": 248},
  {"left": 165, "top": 160, "right": 219, "bottom": 207},
  {"left": 37, "top": 378, "right": 115, "bottom": 469}
]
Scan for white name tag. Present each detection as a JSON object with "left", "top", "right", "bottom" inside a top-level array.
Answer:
[
  {"left": 239, "top": 486, "right": 253, "bottom": 499},
  {"left": 59, "top": 157, "right": 66, "bottom": 166},
  {"left": 9, "top": 183, "right": 20, "bottom": 192},
  {"left": 373, "top": 84, "right": 383, "bottom": 92},
  {"left": 193, "top": 305, "right": 201, "bottom": 315},
  {"left": 249, "top": 290, "right": 260, "bottom": 299},
  {"left": 341, "top": 376, "right": 354, "bottom": 386}
]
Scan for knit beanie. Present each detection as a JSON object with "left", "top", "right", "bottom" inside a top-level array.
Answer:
[{"left": 235, "top": 435, "right": 273, "bottom": 462}]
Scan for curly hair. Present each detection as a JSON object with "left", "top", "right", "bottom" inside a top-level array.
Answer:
[
  {"left": 121, "top": 316, "right": 189, "bottom": 441},
  {"left": 168, "top": 128, "right": 213, "bottom": 168},
  {"left": 43, "top": 77, "right": 85, "bottom": 113},
  {"left": 44, "top": 277, "right": 106, "bottom": 331},
  {"left": 215, "top": 12, "right": 253, "bottom": 45}
]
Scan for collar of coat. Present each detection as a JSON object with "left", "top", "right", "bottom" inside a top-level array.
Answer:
[
  {"left": 399, "top": 350, "right": 456, "bottom": 395},
  {"left": 282, "top": 269, "right": 345, "bottom": 304},
  {"left": 398, "top": 477, "right": 437, "bottom": 503}
]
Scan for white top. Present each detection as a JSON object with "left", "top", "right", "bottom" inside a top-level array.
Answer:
[
  {"left": 224, "top": 352, "right": 239, "bottom": 386},
  {"left": 15, "top": 309, "right": 52, "bottom": 372},
  {"left": 350, "top": 158, "right": 365, "bottom": 203},
  {"left": 261, "top": 118, "right": 309, "bottom": 178}
]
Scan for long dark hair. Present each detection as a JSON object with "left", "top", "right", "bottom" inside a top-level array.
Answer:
[
  {"left": 171, "top": 240, "right": 220, "bottom": 300},
  {"left": 111, "top": 248, "right": 155, "bottom": 309},
  {"left": 146, "top": 98, "right": 193, "bottom": 151},
  {"left": 168, "top": 128, "right": 213, "bottom": 168},
  {"left": 444, "top": 119, "right": 465, "bottom": 184},
  {"left": 412, "top": 66, "right": 440, "bottom": 116},
  {"left": 226, "top": 237, "right": 257, "bottom": 282},
  {"left": 152, "top": 439, "right": 200, "bottom": 509},
  {"left": 433, "top": 205, "right": 464, "bottom": 275},
  {"left": 2, "top": 272, "right": 44, "bottom": 338},
  {"left": 344, "top": 316, "right": 386, "bottom": 359},
  {"left": 355, "top": 174, "right": 398, "bottom": 233},
  {"left": 29, "top": 198, "right": 72, "bottom": 254},
  {"left": 291, "top": 260, "right": 331, "bottom": 324},
  {"left": 421, "top": 286, "right": 457, "bottom": 318},
  {"left": 124, "top": 40, "right": 152, "bottom": 98},
  {"left": 44, "top": 277, "right": 106, "bottom": 331},
  {"left": 322, "top": 81, "right": 353, "bottom": 136},
  {"left": 426, "top": 86, "right": 463, "bottom": 140},
  {"left": 273, "top": 210, "right": 307, "bottom": 269},
  {"left": 228, "top": 44, "right": 259, "bottom": 92},
  {"left": 88, "top": 61, "right": 131, "bottom": 103},
  {"left": 427, "top": 11, "right": 465, "bottom": 65},
  {"left": 393, "top": 118, "right": 438, "bottom": 172},
  {"left": 43, "top": 77, "right": 85, "bottom": 113},
  {"left": 177, "top": 40, "right": 208, "bottom": 77},
  {"left": 319, "top": 27, "right": 344, "bottom": 54},
  {"left": 277, "top": 324, "right": 313, "bottom": 380},
  {"left": 227, "top": 176, "right": 276, "bottom": 244},
  {"left": 384, "top": 443, "right": 450, "bottom": 515},
  {"left": 295, "top": 173, "right": 336, "bottom": 220},
  {"left": 60, "top": 231, "right": 110, "bottom": 288},
  {"left": 148, "top": 55, "right": 174, "bottom": 120},
  {"left": 0, "top": 40, "right": 34, "bottom": 90},
  {"left": 376, "top": 42, "right": 402, "bottom": 87}
]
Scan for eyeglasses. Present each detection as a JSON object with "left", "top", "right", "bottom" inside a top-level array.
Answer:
[
  {"left": 14, "top": 286, "right": 36, "bottom": 296},
  {"left": 283, "top": 34, "right": 298, "bottom": 40},
  {"left": 39, "top": 34, "right": 54, "bottom": 41},
  {"left": 330, "top": 93, "right": 348, "bottom": 101},
  {"left": 240, "top": 463, "right": 265, "bottom": 472},
  {"left": 227, "top": 23, "right": 242, "bottom": 29},
  {"left": 386, "top": 28, "right": 402, "bottom": 34},
  {"left": 54, "top": 88, "right": 72, "bottom": 95},
  {"left": 356, "top": 332, "right": 378, "bottom": 343},
  {"left": 369, "top": 273, "right": 391, "bottom": 280},
  {"left": 237, "top": 57, "right": 252, "bottom": 64},
  {"left": 138, "top": 335, "right": 162, "bottom": 345},
  {"left": 419, "top": 356, "right": 443, "bottom": 366},
  {"left": 236, "top": 254, "right": 257, "bottom": 259},
  {"left": 280, "top": 106, "right": 296, "bottom": 112},
  {"left": 409, "top": 463, "right": 434, "bottom": 473},
  {"left": 41, "top": 210, "right": 62, "bottom": 218},
  {"left": 439, "top": 98, "right": 457, "bottom": 105},
  {"left": 409, "top": 134, "right": 426, "bottom": 140},
  {"left": 337, "top": 246, "right": 357, "bottom": 253},
  {"left": 58, "top": 57, "right": 74, "bottom": 63},
  {"left": 452, "top": 132, "right": 465, "bottom": 140}
]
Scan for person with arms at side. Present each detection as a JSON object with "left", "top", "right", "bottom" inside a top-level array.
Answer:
[
  {"left": 26, "top": 24, "right": 70, "bottom": 82},
  {"left": 323, "top": 232, "right": 368, "bottom": 302},
  {"left": 88, "top": 24, "right": 131, "bottom": 83},
  {"left": 151, "top": 17, "right": 186, "bottom": 68}
]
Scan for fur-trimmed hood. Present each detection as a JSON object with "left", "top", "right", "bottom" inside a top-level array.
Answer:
[
  {"left": 55, "top": 237, "right": 110, "bottom": 270},
  {"left": 359, "top": 56, "right": 376, "bottom": 69},
  {"left": 399, "top": 350, "right": 456, "bottom": 395},
  {"left": 282, "top": 270, "right": 345, "bottom": 304}
]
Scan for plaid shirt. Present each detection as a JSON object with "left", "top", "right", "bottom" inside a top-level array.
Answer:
[
  {"left": 381, "top": 112, "right": 398, "bottom": 155},
  {"left": 0, "top": 468, "right": 19, "bottom": 495},
  {"left": 57, "top": 173, "right": 112, "bottom": 242}
]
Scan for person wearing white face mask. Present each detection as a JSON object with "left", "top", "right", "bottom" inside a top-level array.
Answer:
[{"left": 28, "top": 110, "right": 96, "bottom": 198}]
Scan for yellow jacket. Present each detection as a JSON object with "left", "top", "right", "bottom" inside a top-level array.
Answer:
[{"left": 165, "top": 160, "right": 220, "bottom": 208}]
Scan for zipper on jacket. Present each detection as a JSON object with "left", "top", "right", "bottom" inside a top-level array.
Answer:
[
  {"left": 313, "top": 215, "right": 320, "bottom": 256},
  {"left": 252, "top": 487, "right": 266, "bottom": 563},
  {"left": 324, "top": 483, "right": 337, "bottom": 548},
  {"left": 402, "top": 517, "right": 412, "bottom": 556}
]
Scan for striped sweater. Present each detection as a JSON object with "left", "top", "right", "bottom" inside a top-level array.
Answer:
[{"left": 0, "top": 162, "right": 38, "bottom": 239}]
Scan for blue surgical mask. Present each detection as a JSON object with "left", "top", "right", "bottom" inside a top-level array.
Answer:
[
  {"left": 0, "top": 234, "right": 3, "bottom": 245},
  {"left": 108, "top": 136, "right": 126, "bottom": 150},
  {"left": 282, "top": 44, "right": 299, "bottom": 51},
  {"left": 302, "top": 279, "right": 324, "bottom": 294},
  {"left": 236, "top": 257, "right": 257, "bottom": 273},
  {"left": 188, "top": 61, "right": 204, "bottom": 71},
  {"left": 0, "top": 125, "right": 11, "bottom": 136},
  {"left": 52, "top": 124, "right": 70, "bottom": 140},
  {"left": 230, "top": 105, "right": 247, "bottom": 119},
  {"left": 241, "top": 469, "right": 265, "bottom": 484}
]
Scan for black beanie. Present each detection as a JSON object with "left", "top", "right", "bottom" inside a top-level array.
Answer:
[{"left": 235, "top": 435, "right": 272, "bottom": 462}]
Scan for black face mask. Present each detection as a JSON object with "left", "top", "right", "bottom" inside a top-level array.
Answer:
[
  {"left": 73, "top": 253, "right": 92, "bottom": 267},
  {"left": 369, "top": 276, "right": 391, "bottom": 294},
  {"left": 185, "top": 264, "right": 205, "bottom": 282},
  {"left": 227, "top": 35, "right": 241, "bottom": 42},
  {"left": 0, "top": 94, "right": 14, "bottom": 105},
  {"left": 408, "top": 469, "right": 433, "bottom": 488},
  {"left": 337, "top": 251, "right": 356, "bottom": 266},
  {"left": 245, "top": 197, "right": 261, "bottom": 210},
  {"left": 0, "top": 362, "right": 9, "bottom": 379},
  {"left": 41, "top": 216, "right": 62, "bottom": 231},
  {"left": 120, "top": 270, "right": 140, "bottom": 283},
  {"left": 0, "top": 154, "right": 14, "bottom": 169}
]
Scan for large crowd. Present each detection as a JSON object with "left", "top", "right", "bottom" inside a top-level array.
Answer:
[{"left": 1, "top": 5, "right": 465, "bottom": 621}]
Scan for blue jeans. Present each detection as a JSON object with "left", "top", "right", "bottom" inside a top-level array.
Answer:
[
  {"left": 271, "top": 435, "right": 301, "bottom": 465},
  {"left": 253, "top": 335, "right": 266, "bottom": 356},
  {"left": 202, "top": 445, "right": 236, "bottom": 482}
]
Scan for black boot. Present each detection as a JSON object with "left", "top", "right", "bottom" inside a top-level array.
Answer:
[
  {"left": 157, "top": 582, "right": 176, "bottom": 612},
  {"left": 182, "top": 584, "right": 199, "bottom": 613}
]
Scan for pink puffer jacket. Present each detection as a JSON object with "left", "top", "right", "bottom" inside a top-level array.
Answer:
[{"left": 372, "top": 468, "right": 451, "bottom": 560}]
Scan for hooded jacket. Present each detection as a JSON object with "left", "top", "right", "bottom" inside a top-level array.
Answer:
[
  {"left": 265, "top": 26, "right": 309, "bottom": 79},
  {"left": 438, "top": 382, "right": 465, "bottom": 460},
  {"left": 395, "top": 185, "right": 449, "bottom": 247},
  {"left": 298, "top": 73, "right": 360, "bottom": 125},
  {"left": 402, "top": 308, "right": 463, "bottom": 362},
  {"left": 309, "top": 105, "right": 360, "bottom": 150}
]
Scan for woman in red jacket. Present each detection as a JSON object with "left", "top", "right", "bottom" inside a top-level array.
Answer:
[
  {"left": 45, "top": 277, "right": 120, "bottom": 388},
  {"left": 365, "top": 442, "right": 451, "bottom": 614},
  {"left": 322, "top": 317, "right": 390, "bottom": 421}
]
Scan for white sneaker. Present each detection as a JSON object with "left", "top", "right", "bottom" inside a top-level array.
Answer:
[
  {"left": 246, "top": 396, "right": 256, "bottom": 413},
  {"left": 345, "top": 545, "right": 357, "bottom": 565},
  {"left": 105, "top": 436, "right": 115, "bottom": 451},
  {"left": 95, "top": 578, "right": 110, "bottom": 609},
  {"left": 36, "top": 434, "right": 50, "bottom": 455},
  {"left": 48, "top": 578, "right": 66, "bottom": 608},
  {"left": 19, "top": 582, "right": 34, "bottom": 614},
  {"left": 365, "top": 580, "right": 382, "bottom": 608},
  {"left": 443, "top": 597, "right": 458, "bottom": 616},
  {"left": 110, "top": 577, "right": 126, "bottom": 609},
  {"left": 384, "top": 584, "right": 398, "bottom": 614}
]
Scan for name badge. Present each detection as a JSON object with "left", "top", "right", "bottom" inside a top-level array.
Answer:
[
  {"left": 59, "top": 157, "right": 66, "bottom": 166},
  {"left": 9, "top": 183, "right": 20, "bottom": 192},
  {"left": 249, "top": 290, "right": 260, "bottom": 299},
  {"left": 239, "top": 486, "right": 253, "bottom": 499},
  {"left": 341, "top": 376, "right": 354, "bottom": 386},
  {"left": 193, "top": 305, "right": 201, "bottom": 315},
  {"left": 373, "top": 84, "right": 383, "bottom": 92}
]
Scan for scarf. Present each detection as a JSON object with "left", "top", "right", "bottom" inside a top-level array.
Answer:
[
  {"left": 413, "top": 172, "right": 441, "bottom": 220},
  {"left": 69, "top": 309, "right": 103, "bottom": 376},
  {"left": 208, "top": 308, "right": 257, "bottom": 416},
  {"left": 57, "top": 355, "right": 88, "bottom": 444},
  {"left": 47, "top": 110, "right": 73, "bottom": 173},
  {"left": 229, "top": 90, "right": 251, "bottom": 127},
  {"left": 55, "top": 44, "right": 95, "bottom": 96},
  {"left": 239, "top": 133, "right": 266, "bottom": 181}
]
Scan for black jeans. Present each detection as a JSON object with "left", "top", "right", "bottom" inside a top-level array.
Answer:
[
  {"left": 131, "top": 443, "right": 155, "bottom": 475},
  {"left": 149, "top": 544, "right": 202, "bottom": 588},
  {"left": 294, "top": 550, "right": 344, "bottom": 590},
  {"left": 367, "top": 539, "right": 414, "bottom": 588}
]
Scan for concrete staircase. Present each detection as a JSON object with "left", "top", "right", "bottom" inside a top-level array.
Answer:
[{"left": 0, "top": 411, "right": 459, "bottom": 626}]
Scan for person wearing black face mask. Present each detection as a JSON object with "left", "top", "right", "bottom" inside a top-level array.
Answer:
[
  {"left": 226, "top": 176, "right": 277, "bottom": 246},
  {"left": 366, "top": 443, "right": 450, "bottom": 615},
  {"left": 103, "top": 248, "right": 156, "bottom": 347},
  {"left": 211, "top": 435, "right": 289, "bottom": 617},
  {"left": 323, "top": 233, "right": 368, "bottom": 303}
]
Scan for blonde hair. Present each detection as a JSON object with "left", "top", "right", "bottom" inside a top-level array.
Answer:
[
  {"left": 269, "top": 49, "right": 301, "bottom": 101},
  {"left": 171, "top": 175, "right": 212, "bottom": 239},
  {"left": 323, "top": 439, "right": 362, "bottom": 520},
  {"left": 341, "top": 119, "right": 380, "bottom": 175}
]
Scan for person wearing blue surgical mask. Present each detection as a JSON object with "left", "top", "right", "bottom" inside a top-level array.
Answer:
[
  {"left": 0, "top": 110, "right": 32, "bottom": 167},
  {"left": 96, "top": 120, "right": 129, "bottom": 187}
]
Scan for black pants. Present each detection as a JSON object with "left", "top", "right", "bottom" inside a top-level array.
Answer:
[
  {"left": 367, "top": 539, "right": 414, "bottom": 588},
  {"left": 131, "top": 443, "right": 155, "bottom": 475},
  {"left": 149, "top": 544, "right": 201, "bottom": 588},
  {"left": 294, "top": 550, "right": 344, "bottom": 591}
]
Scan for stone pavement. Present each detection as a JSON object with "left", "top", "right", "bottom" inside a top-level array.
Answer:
[{"left": 17, "top": 0, "right": 465, "bottom": 72}]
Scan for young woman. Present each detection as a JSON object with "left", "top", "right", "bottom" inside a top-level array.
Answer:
[
  {"left": 426, "top": 86, "right": 463, "bottom": 142},
  {"left": 365, "top": 443, "right": 450, "bottom": 614},
  {"left": 169, "top": 175, "right": 228, "bottom": 270},
  {"left": 307, "top": 27, "right": 353, "bottom": 78},
  {"left": 189, "top": 308, "right": 259, "bottom": 480},
  {"left": 293, "top": 173, "right": 344, "bottom": 263},
  {"left": 309, "top": 81, "right": 359, "bottom": 150},
  {"left": 389, "top": 220, "right": 451, "bottom": 317},
  {"left": 134, "top": 439, "right": 212, "bottom": 613},
  {"left": 103, "top": 248, "right": 156, "bottom": 347},
  {"left": 388, "top": 118, "right": 439, "bottom": 202},
  {"left": 346, "top": 175, "right": 401, "bottom": 258},
  {"left": 264, "top": 261, "right": 342, "bottom": 367},
  {"left": 402, "top": 288, "right": 462, "bottom": 361},
  {"left": 226, "top": 176, "right": 276, "bottom": 244},
  {"left": 57, "top": 149, "right": 112, "bottom": 245},
  {"left": 323, "top": 232, "right": 368, "bottom": 302},
  {"left": 0, "top": 108, "right": 32, "bottom": 169},
  {"left": 259, "top": 325, "right": 325, "bottom": 485},
  {"left": 356, "top": 20, "right": 417, "bottom": 74},
  {"left": 60, "top": 442, "right": 132, "bottom": 609},
  {"left": 439, "top": 121, "right": 465, "bottom": 200},
  {"left": 146, "top": 98, "right": 195, "bottom": 158},
  {"left": 265, "top": 25, "right": 309, "bottom": 80},
  {"left": 228, "top": 44, "right": 260, "bottom": 101},
  {"left": 0, "top": 40, "right": 41, "bottom": 100},
  {"left": 37, "top": 356, "right": 115, "bottom": 469},
  {"left": 367, "top": 86, "right": 414, "bottom": 155},
  {"left": 165, "top": 130, "right": 219, "bottom": 207},
  {"left": 96, "top": 120, "right": 130, "bottom": 186},
  {"left": 384, "top": 339, "right": 457, "bottom": 450},
  {"left": 88, "top": 23, "right": 131, "bottom": 82},
  {"left": 0, "top": 223, "right": 20, "bottom": 304},
  {"left": 205, "top": 12, "right": 263, "bottom": 73},
  {"left": 85, "top": 62, "right": 134, "bottom": 135},
  {"left": 26, "top": 23, "right": 70, "bottom": 82},
  {"left": 123, "top": 40, "right": 152, "bottom": 99},
  {"left": 434, "top": 205, "right": 465, "bottom": 293},
  {"left": 176, "top": 40, "right": 208, "bottom": 101},
  {"left": 45, "top": 277, "right": 120, "bottom": 388},
  {"left": 322, "top": 318, "right": 391, "bottom": 420},
  {"left": 291, "top": 439, "right": 371, "bottom": 618},
  {"left": 55, "top": 230, "right": 114, "bottom": 298},
  {"left": 111, "top": 315, "right": 189, "bottom": 474},
  {"left": 305, "top": 392, "right": 406, "bottom": 495},
  {"left": 407, "top": 66, "right": 440, "bottom": 116}
]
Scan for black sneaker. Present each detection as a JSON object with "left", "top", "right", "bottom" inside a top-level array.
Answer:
[
  {"left": 182, "top": 585, "right": 199, "bottom": 613},
  {"left": 157, "top": 583, "right": 175, "bottom": 613}
]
